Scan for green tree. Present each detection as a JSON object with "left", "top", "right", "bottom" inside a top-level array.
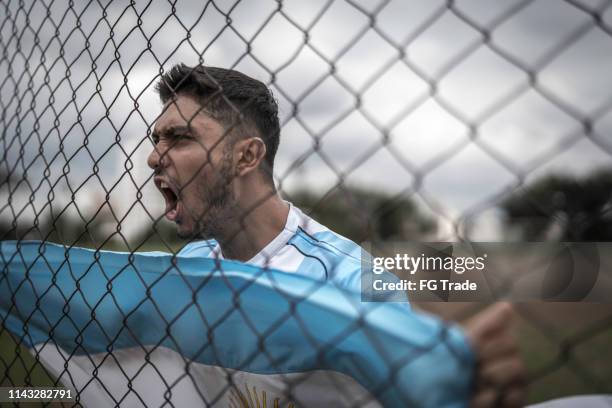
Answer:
[
  {"left": 287, "top": 187, "right": 436, "bottom": 243},
  {"left": 501, "top": 168, "right": 612, "bottom": 241},
  {"left": 0, "top": 166, "right": 20, "bottom": 240}
]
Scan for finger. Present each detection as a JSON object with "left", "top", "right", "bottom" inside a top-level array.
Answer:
[
  {"left": 470, "top": 387, "right": 497, "bottom": 408},
  {"left": 477, "top": 357, "right": 526, "bottom": 388},
  {"left": 478, "top": 330, "right": 519, "bottom": 361},
  {"left": 465, "top": 302, "right": 514, "bottom": 345},
  {"left": 502, "top": 386, "right": 527, "bottom": 408},
  {"left": 471, "top": 385, "right": 527, "bottom": 408}
]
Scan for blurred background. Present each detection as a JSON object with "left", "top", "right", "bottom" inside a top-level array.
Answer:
[{"left": 1, "top": 0, "right": 611, "bottom": 404}]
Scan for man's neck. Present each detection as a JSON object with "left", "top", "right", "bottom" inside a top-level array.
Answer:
[{"left": 217, "top": 194, "right": 290, "bottom": 262}]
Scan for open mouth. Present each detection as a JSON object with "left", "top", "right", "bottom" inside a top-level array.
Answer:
[{"left": 155, "top": 178, "right": 181, "bottom": 222}]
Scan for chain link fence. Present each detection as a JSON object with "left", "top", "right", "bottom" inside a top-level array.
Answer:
[{"left": 1, "top": 0, "right": 612, "bottom": 406}]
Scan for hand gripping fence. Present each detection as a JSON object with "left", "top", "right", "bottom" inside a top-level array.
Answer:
[{"left": 1, "top": 1, "right": 612, "bottom": 407}]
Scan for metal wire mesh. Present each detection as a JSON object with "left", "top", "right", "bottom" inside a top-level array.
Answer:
[{"left": 1, "top": 0, "right": 612, "bottom": 406}]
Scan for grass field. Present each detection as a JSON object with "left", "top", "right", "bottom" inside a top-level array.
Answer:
[{"left": 418, "top": 302, "right": 612, "bottom": 404}]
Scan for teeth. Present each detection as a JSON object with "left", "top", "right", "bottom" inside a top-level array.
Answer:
[{"left": 160, "top": 181, "right": 169, "bottom": 189}]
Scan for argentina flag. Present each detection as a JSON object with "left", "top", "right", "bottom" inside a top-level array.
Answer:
[{"left": 0, "top": 240, "right": 474, "bottom": 407}]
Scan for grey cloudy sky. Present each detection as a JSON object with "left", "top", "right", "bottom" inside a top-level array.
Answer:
[{"left": 1, "top": 0, "right": 612, "bottom": 240}]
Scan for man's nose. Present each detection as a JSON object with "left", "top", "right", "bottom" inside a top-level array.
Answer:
[{"left": 147, "top": 144, "right": 169, "bottom": 171}]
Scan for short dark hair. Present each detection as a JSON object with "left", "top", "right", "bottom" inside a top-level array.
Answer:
[{"left": 155, "top": 64, "right": 280, "bottom": 177}]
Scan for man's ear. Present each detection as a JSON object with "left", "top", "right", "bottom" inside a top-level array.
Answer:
[{"left": 234, "top": 137, "right": 267, "bottom": 177}]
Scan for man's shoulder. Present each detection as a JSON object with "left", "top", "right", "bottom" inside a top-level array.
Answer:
[
  {"left": 291, "top": 207, "right": 363, "bottom": 268},
  {"left": 292, "top": 226, "right": 362, "bottom": 264},
  {"left": 287, "top": 208, "right": 369, "bottom": 293},
  {"left": 177, "top": 240, "right": 218, "bottom": 257}
]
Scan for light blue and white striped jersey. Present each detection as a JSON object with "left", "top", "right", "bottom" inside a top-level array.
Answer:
[
  {"left": 179, "top": 202, "right": 366, "bottom": 294},
  {"left": 0, "top": 206, "right": 477, "bottom": 407},
  {"left": 1, "top": 240, "right": 474, "bottom": 407}
]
